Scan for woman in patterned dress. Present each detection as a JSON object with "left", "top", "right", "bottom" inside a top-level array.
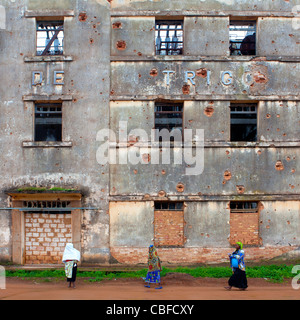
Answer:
[{"left": 144, "top": 245, "right": 162, "bottom": 289}]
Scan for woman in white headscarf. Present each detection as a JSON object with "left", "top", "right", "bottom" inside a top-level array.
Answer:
[{"left": 62, "top": 243, "right": 80, "bottom": 288}]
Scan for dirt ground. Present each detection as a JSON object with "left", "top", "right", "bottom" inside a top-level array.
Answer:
[{"left": 0, "top": 273, "right": 299, "bottom": 300}]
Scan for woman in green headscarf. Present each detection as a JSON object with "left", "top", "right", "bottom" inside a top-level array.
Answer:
[{"left": 225, "top": 242, "right": 248, "bottom": 290}]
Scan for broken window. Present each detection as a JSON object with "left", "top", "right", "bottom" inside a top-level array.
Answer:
[
  {"left": 34, "top": 103, "right": 62, "bottom": 142},
  {"left": 230, "top": 201, "right": 258, "bottom": 213},
  {"left": 36, "top": 20, "right": 64, "bottom": 56},
  {"left": 230, "top": 103, "right": 257, "bottom": 142},
  {"left": 155, "top": 20, "right": 183, "bottom": 55},
  {"left": 229, "top": 20, "right": 256, "bottom": 56},
  {"left": 229, "top": 201, "right": 260, "bottom": 246},
  {"left": 154, "top": 201, "right": 184, "bottom": 247},
  {"left": 155, "top": 102, "right": 183, "bottom": 141}
]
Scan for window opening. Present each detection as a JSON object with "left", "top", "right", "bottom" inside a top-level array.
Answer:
[
  {"left": 230, "top": 103, "right": 257, "bottom": 142},
  {"left": 34, "top": 103, "right": 62, "bottom": 142},
  {"left": 155, "top": 20, "right": 183, "bottom": 55},
  {"left": 229, "top": 21, "right": 256, "bottom": 56},
  {"left": 36, "top": 21, "right": 64, "bottom": 56},
  {"left": 154, "top": 201, "right": 184, "bottom": 210},
  {"left": 230, "top": 201, "right": 258, "bottom": 213}
]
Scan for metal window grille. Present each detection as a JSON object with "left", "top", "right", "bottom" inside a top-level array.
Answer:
[
  {"left": 230, "top": 103, "right": 257, "bottom": 142},
  {"left": 34, "top": 103, "right": 62, "bottom": 142},
  {"left": 154, "top": 202, "right": 183, "bottom": 210},
  {"left": 230, "top": 201, "right": 259, "bottom": 213},
  {"left": 155, "top": 20, "right": 183, "bottom": 55},
  {"left": 36, "top": 21, "right": 64, "bottom": 56},
  {"left": 155, "top": 103, "right": 183, "bottom": 132},
  {"left": 23, "top": 200, "right": 71, "bottom": 209},
  {"left": 229, "top": 21, "right": 256, "bottom": 56}
]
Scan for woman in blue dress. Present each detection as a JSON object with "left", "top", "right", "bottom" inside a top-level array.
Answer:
[{"left": 225, "top": 242, "right": 248, "bottom": 290}]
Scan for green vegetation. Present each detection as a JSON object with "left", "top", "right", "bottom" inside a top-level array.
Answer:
[{"left": 5, "top": 264, "right": 296, "bottom": 283}]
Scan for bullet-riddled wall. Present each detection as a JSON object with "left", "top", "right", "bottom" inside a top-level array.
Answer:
[{"left": 0, "top": 0, "right": 299, "bottom": 266}]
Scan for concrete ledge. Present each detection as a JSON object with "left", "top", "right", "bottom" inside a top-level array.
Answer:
[{"left": 22, "top": 141, "right": 73, "bottom": 148}]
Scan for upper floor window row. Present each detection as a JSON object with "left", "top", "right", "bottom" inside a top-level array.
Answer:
[
  {"left": 155, "top": 19, "right": 256, "bottom": 56},
  {"left": 34, "top": 18, "right": 256, "bottom": 57}
]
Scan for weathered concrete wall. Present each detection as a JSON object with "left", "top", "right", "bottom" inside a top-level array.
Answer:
[
  {"left": 0, "top": 0, "right": 111, "bottom": 263},
  {"left": 0, "top": 0, "right": 299, "bottom": 265},
  {"left": 110, "top": 0, "right": 299, "bottom": 13}
]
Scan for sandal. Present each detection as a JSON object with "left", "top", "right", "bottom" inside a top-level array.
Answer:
[{"left": 155, "top": 286, "right": 163, "bottom": 289}]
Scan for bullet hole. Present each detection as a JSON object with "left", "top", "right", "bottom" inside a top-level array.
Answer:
[
  {"left": 266, "top": 113, "right": 271, "bottom": 118},
  {"left": 253, "top": 71, "right": 268, "bottom": 84},
  {"left": 110, "top": 89, "right": 115, "bottom": 95},
  {"left": 225, "top": 150, "right": 230, "bottom": 155},
  {"left": 133, "top": 169, "right": 138, "bottom": 174},
  {"left": 291, "top": 168, "right": 295, "bottom": 173},
  {"left": 204, "top": 106, "right": 214, "bottom": 117},
  {"left": 137, "top": 52, "right": 142, "bottom": 56},
  {"left": 275, "top": 160, "right": 284, "bottom": 171},
  {"left": 78, "top": 12, "right": 87, "bottom": 22},
  {"left": 236, "top": 185, "right": 245, "bottom": 194},
  {"left": 144, "top": 194, "right": 150, "bottom": 200},
  {"left": 112, "top": 22, "right": 122, "bottom": 29},
  {"left": 176, "top": 183, "right": 184, "bottom": 192},
  {"left": 116, "top": 40, "right": 126, "bottom": 50},
  {"left": 158, "top": 190, "right": 166, "bottom": 197},
  {"left": 196, "top": 68, "right": 207, "bottom": 78},
  {"left": 286, "top": 156, "right": 291, "bottom": 161},
  {"left": 182, "top": 84, "right": 190, "bottom": 94},
  {"left": 89, "top": 38, "right": 94, "bottom": 44},
  {"left": 150, "top": 68, "right": 158, "bottom": 77},
  {"left": 223, "top": 170, "right": 232, "bottom": 181},
  {"left": 161, "top": 170, "right": 166, "bottom": 175},
  {"left": 289, "top": 34, "right": 294, "bottom": 37}
]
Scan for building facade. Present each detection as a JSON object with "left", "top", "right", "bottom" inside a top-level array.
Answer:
[{"left": 0, "top": 0, "right": 299, "bottom": 266}]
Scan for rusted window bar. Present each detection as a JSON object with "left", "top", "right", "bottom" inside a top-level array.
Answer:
[{"left": 155, "top": 20, "right": 183, "bottom": 55}]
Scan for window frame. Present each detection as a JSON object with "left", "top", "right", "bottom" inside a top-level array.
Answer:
[
  {"left": 230, "top": 102, "right": 258, "bottom": 142},
  {"left": 34, "top": 102, "right": 63, "bottom": 142},
  {"left": 36, "top": 19, "right": 64, "bottom": 56},
  {"left": 229, "top": 19, "right": 257, "bottom": 56},
  {"left": 155, "top": 19, "right": 184, "bottom": 56}
]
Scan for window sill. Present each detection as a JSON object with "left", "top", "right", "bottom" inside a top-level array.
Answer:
[
  {"left": 22, "top": 141, "right": 72, "bottom": 148},
  {"left": 24, "top": 55, "right": 73, "bottom": 63}
]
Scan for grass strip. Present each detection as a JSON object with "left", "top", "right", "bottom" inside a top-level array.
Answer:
[{"left": 5, "top": 264, "right": 296, "bottom": 283}]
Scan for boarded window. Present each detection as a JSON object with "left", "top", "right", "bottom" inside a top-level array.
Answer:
[
  {"left": 229, "top": 201, "right": 260, "bottom": 246},
  {"left": 34, "top": 103, "right": 62, "bottom": 142},
  {"left": 229, "top": 20, "right": 256, "bottom": 56},
  {"left": 36, "top": 20, "right": 64, "bottom": 56},
  {"left": 230, "top": 103, "right": 257, "bottom": 141},
  {"left": 154, "top": 202, "right": 185, "bottom": 247},
  {"left": 155, "top": 20, "right": 183, "bottom": 55}
]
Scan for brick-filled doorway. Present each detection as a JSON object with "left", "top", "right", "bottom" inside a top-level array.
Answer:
[
  {"left": 25, "top": 212, "right": 72, "bottom": 264},
  {"left": 9, "top": 192, "right": 82, "bottom": 265}
]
